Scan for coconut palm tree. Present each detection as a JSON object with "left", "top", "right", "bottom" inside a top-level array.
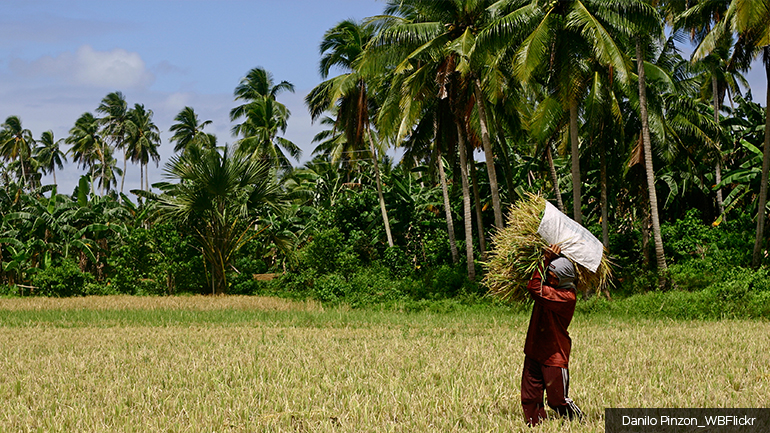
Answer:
[
  {"left": 67, "top": 112, "right": 107, "bottom": 195},
  {"left": 126, "top": 104, "right": 161, "bottom": 192},
  {"left": 365, "top": 0, "right": 515, "bottom": 279},
  {"left": 306, "top": 19, "right": 394, "bottom": 247},
  {"left": 635, "top": 34, "right": 669, "bottom": 279},
  {"left": 482, "top": 0, "right": 650, "bottom": 224},
  {"left": 35, "top": 130, "right": 67, "bottom": 187},
  {"left": 367, "top": 0, "right": 506, "bottom": 229},
  {"left": 97, "top": 92, "right": 131, "bottom": 195},
  {"left": 231, "top": 67, "right": 295, "bottom": 119},
  {"left": 231, "top": 96, "right": 301, "bottom": 169},
  {"left": 230, "top": 67, "right": 301, "bottom": 169},
  {"left": 169, "top": 106, "right": 216, "bottom": 155},
  {"left": 689, "top": 0, "right": 770, "bottom": 267},
  {"left": 676, "top": 2, "right": 753, "bottom": 220},
  {"left": 92, "top": 144, "right": 122, "bottom": 195},
  {"left": 0, "top": 116, "right": 35, "bottom": 189}
]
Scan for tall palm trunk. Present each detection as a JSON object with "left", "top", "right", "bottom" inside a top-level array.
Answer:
[
  {"left": 636, "top": 39, "right": 668, "bottom": 283},
  {"left": 600, "top": 139, "right": 609, "bottom": 248},
  {"left": 20, "top": 154, "right": 27, "bottom": 191},
  {"left": 494, "top": 117, "right": 516, "bottom": 199},
  {"left": 367, "top": 126, "right": 394, "bottom": 247},
  {"left": 546, "top": 145, "right": 564, "bottom": 213},
  {"left": 712, "top": 74, "right": 725, "bottom": 218},
  {"left": 468, "top": 149, "right": 487, "bottom": 259},
  {"left": 437, "top": 145, "right": 459, "bottom": 264},
  {"left": 456, "top": 121, "right": 475, "bottom": 281},
  {"left": 473, "top": 79, "right": 503, "bottom": 228},
  {"left": 569, "top": 99, "right": 582, "bottom": 224},
  {"left": 99, "top": 148, "right": 106, "bottom": 197},
  {"left": 752, "top": 47, "right": 770, "bottom": 268},
  {"left": 121, "top": 149, "right": 127, "bottom": 197}
]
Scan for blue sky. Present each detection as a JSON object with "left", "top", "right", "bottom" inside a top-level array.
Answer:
[
  {"left": 1, "top": 0, "right": 767, "bottom": 195},
  {"left": 1, "top": 0, "right": 385, "bottom": 193}
]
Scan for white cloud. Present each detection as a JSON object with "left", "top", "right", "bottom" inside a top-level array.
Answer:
[
  {"left": 10, "top": 45, "right": 155, "bottom": 90},
  {"left": 73, "top": 45, "right": 154, "bottom": 88}
]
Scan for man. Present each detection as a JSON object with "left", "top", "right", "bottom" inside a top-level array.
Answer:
[{"left": 521, "top": 244, "right": 584, "bottom": 426}]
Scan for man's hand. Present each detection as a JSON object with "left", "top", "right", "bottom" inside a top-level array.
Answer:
[{"left": 544, "top": 244, "right": 561, "bottom": 260}]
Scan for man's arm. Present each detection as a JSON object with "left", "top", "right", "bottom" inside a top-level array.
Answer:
[{"left": 526, "top": 245, "right": 576, "bottom": 314}]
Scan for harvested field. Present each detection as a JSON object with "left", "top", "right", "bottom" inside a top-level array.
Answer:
[{"left": 1, "top": 296, "right": 768, "bottom": 432}]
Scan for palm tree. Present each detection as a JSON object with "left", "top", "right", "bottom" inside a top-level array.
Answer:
[
  {"left": 169, "top": 106, "right": 216, "bottom": 155},
  {"left": 483, "top": 0, "right": 647, "bottom": 224},
  {"left": 92, "top": 144, "right": 122, "bottom": 195},
  {"left": 366, "top": 0, "right": 517, "bottom": 278},
  {"left": 689, "top": 0, "right": 770, "bottom": 267},
  {"left": 635, "top": 31, "right": 669, "bottom": 280},
  {"left": 306, "top": 19, "right": 394, "bottom": 247},
  {"left": 230, "top": 67, "right": 301, "bottom": 168},
  {"left": 677, "top": 2, "right": 753, "bottom": 220},
  {"left": 97, "top": 92, "right": 131, "bottom": 195},
  {"left": 35, "top": 130, "right": 67, "bottom": 187},
  {"left": 66, "top": 112, "right": 107, "bottom": 195},
  {"left": 367, "top": 0, "right": 506, "bottom": 229},
  {"left": 231, "top": 96, "right": 301, "bottom": 169},
  {"left": 126, "top": 104, "right": 161, "bottom": 192},
  {"left": 0, "top": 116, "right": 35, "bottom": 189},
  {"left": 152, "top": 145, "right": 283, "bottom": 294},
  {"left": 231, "top": 67, "right": 295, "bottom": 119}
]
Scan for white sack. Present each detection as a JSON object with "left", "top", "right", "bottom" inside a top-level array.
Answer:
[{"left": 537, "top": 201, "right": 604, "bottom": 273}]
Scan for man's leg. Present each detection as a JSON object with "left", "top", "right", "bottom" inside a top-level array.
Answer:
[
  {"left": 542, "top": 365, "right": 584, "bottom": 421},
  {"left": 521, "top": 356, "right": 547, "bottom": 426}
]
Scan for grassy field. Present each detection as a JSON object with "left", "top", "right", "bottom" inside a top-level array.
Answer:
[{"left": 1, "top": 296, "right": 768, "bottom": 432}]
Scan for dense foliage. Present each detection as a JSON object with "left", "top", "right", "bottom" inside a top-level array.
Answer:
[{"left": 2, "top": 0, "right": 770, "bottom": 316}]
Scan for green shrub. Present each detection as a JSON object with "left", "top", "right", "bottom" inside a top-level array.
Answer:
[
  {"left": 384, "top": 246, "right": 412, "bottom": 279},
  {"left": 301, "top": 228, "right": 346, "bottom": 275},
  {"left": 228, "top": 256, "right": 268, "bottom": 295},
  {"left": 108, "top": 223, "right": 206, "bottom": 295},
  {"left": 31, "top": 259, "right": 95, "bottom": 297},
  {"left": 313, "top": 274, "right": 350, "bottom": 303}
]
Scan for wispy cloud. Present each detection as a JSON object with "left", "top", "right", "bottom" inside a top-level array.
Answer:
[{"left": 10, "top": 45, "right": 155, "bottom": 89}]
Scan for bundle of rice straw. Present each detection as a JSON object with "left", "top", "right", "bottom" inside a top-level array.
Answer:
[{"left": 483, "top": 193, "right": 613, "bottom": 302}]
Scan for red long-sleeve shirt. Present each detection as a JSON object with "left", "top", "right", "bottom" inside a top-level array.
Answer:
[{"left": 523, "top": 257, "right": 577, "bottom": 368}]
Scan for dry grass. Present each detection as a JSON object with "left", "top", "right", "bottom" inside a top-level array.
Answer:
[
  {"left": 0, "top": 295, "right": 322, "bottom": 312},
  {"left": 0, "top": 297, "right": 768, "bottom": 432}
]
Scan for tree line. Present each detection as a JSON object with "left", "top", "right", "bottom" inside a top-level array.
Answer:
[{"left": 1, "top": 0, "right": 769, "bottom": 296}]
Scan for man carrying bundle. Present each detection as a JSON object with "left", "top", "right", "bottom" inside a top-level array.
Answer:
[{"left": 520, "top": 244, "right": 584, "bottom": 426}]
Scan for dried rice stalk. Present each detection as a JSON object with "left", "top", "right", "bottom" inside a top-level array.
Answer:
[{"left": 483, "top": 193, "right": 613, "bottom": 302}]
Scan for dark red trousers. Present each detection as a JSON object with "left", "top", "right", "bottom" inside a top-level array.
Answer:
[{"left": 520, "top": 356, "right": 583, "bottom": 426}]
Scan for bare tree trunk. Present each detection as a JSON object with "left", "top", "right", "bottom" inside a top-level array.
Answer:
[
  {"left": 457, "top": 122, "right": 475, "bottom": 281},
  {"left": 474, "top": 79, "right": 504, "bottom": 229},
  {"left": 546, "top": 145, "right": 564, "bottom": 213},
  {"left": 20, "top": 157, "right": 27, "bottom": 191},
  {"left": 100, "top": 155, "right": 106, "bottom": 197},
  {"left": 752, "top": 47, "right": 770, "bottom": 268},
  {"left": 713, "top": 74, "right": 725, "bottom": 218},
  {"left": 600, "top": 140, "right": 609, "bottom": 248},
  {"left": 641, "top": 199, "right": 651, "bottom": 268},
  {"left": 636, "top": 39, "right": 668, "bottom": 284},
  {"left": 437, "top": 146, "right": 459, "bottom": 264},
  {"left": 469, "top": 153, "right": 487, "bottom": 260},
  {"left": 121, "top": 149, "right": 127, "bottom": 198},
  {"left": 493, "top": 114, "right": 516, "bottom": 201},
  {"left": 569, "top": 99, "right": 582, "bottom": 224},
  {"left": 368, "top": 127, "right": 394, "bottom": 247}
]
